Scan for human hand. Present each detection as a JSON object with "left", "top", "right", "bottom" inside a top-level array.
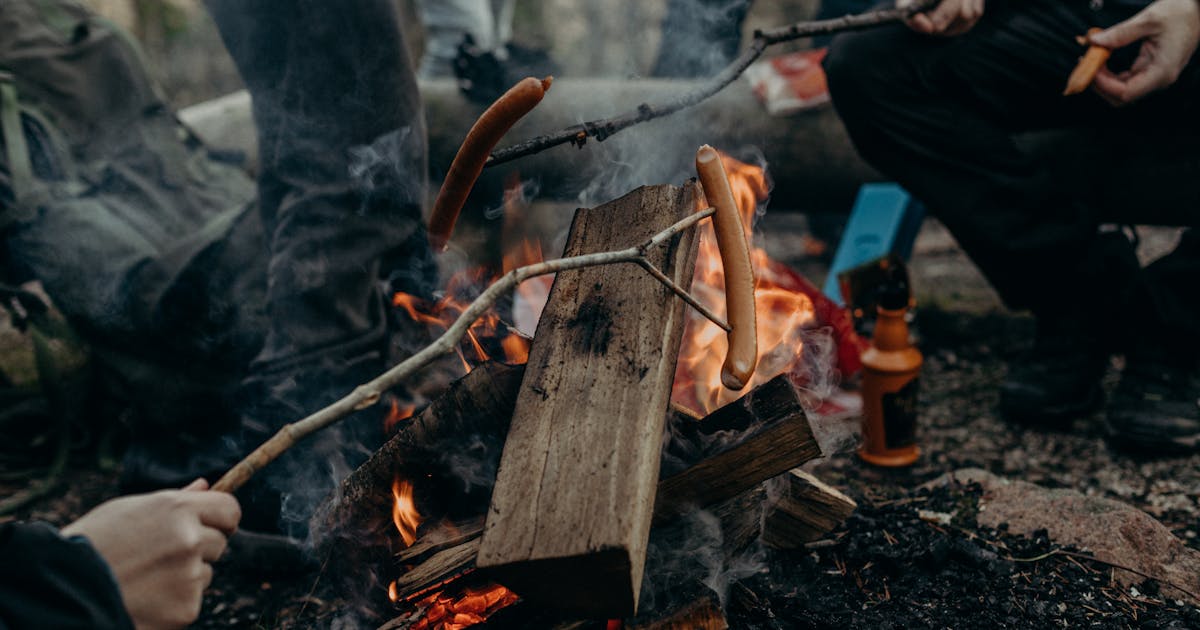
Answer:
[
  {"left": 1089, "top": 0, "right": 1200, "bottom": 105},
  {"left": 898, "top": 0, "right": 985, "bottom": 37},
  {"left": 61, "top": 479, "right": 241, "bottom": 630}
]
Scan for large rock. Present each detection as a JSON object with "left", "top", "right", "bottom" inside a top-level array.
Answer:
[{"left": 929, "top": 468, "right": 1200, "bottom": 605}]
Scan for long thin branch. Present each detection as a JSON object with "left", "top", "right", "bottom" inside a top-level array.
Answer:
[
  {"left": 211, "top": 207, "right": 718, "bottom": 493},
  {"left": 485, "top": 0, "right": 939, "bottom": 168}
]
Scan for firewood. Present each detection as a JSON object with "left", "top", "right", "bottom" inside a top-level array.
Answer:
[
  {"left": 628, "top": 594, "right": 728, "bottom": 630},
  {"left": 476, "top": 183, "right": 702, "bottom": 618},
  {"left": 654, "top": 375, "right": 821, "bottom": 524},
  {"left": 761, "top": 469, "right": 857, "bottom": 549},
  {"left": 390, "top": 537, "right": 482, "bottom": 604},
  {"left": 393, "top": 518, "right": 485, "bottom": 566},
  {"left": 312, "top": 362, "right": 524, "bottom": 578}
]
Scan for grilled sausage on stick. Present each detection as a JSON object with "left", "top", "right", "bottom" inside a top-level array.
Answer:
[
  {"left": 428, "top": 76, "right": 553, "bottom": 251},
  {"left": 695, "top": 145, "right": 758, "bottom": 390}
]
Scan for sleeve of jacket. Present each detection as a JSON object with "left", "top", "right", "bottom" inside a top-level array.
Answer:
[{"left": 0, "top": 521, "right": 134, "bottom": 630}]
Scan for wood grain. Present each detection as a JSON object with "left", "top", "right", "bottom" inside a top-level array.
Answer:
[{"left": 476, "top": 183, "right": 702, "bottom": 617}]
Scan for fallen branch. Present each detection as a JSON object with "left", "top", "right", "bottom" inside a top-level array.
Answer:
[
  {"left": 211, "top": 206, "right": 719, "bottom": 493},
  {"left": 485, "top": 0, "right": 939, "bottom": 167}
]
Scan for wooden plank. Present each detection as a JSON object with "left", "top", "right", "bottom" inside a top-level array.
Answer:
[
  {"left": 761, "top": 469, "right": 857, "bottom": 549},
  {"left": 654, "top": 376, "right": 822, "bottom": 524},
  {"left": 476, "top": 183, "right": 702, "bottom": 617}
]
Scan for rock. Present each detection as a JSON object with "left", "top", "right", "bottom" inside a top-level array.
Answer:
[{"left": 927, "top": 468, "right": 1200, "bottom": 605}]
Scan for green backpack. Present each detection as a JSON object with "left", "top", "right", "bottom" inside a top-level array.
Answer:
[{"left": 0, "top": 0, "right": 267, "bottom": 480}]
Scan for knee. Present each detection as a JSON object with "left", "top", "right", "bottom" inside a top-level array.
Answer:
[{"left": 822, "top": 27, "right": 910, "bottom": 120}]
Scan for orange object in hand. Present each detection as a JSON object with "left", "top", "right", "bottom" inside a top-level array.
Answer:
[{"left": 1063, "top": 28, "right": 1111, "bottom": 96}]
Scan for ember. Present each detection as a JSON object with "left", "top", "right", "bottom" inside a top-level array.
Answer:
[{"left": 408, "top": 584, "right": 519, "bottom": 630}]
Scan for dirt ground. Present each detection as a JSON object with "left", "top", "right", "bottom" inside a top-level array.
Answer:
[{"left": 2, "top": 215, "right": 1197, "bottom": 629}]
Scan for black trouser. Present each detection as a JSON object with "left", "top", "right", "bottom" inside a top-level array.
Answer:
[
  {"left": 205, "top": 0, "right": 427, "bottom": 372},
  {"left": 824, "top": 0, "right": 1200, "bottom": 360},
  {"left": 652, "top": 0, "right": 754, "bottom": 77},
  {"left": 204, "top": 0, "right": 431, "bottom": 533}
]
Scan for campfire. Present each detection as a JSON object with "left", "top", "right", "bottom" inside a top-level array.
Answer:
[{"left": 311, "top": 151, "right": 863, "bottom": 629}]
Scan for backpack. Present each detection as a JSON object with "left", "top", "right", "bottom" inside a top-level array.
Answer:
[{"left": 0, "top": 0, "right": 268, "bottom": 452}]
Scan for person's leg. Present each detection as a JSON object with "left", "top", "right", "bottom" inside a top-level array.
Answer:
[
  {"left": 205, "top": 0, "right": 431, "bottom": 534},
  {"left": 652, "top": 0, "right": 754, "bottom": 77},
  {"left": 416, "top": 0, "right": 496, "bottom": 78},
  {"left": 823, "top": 0, "right": 1157, "bottom": 422},
  {"left": 1109, "top": 228, "right": 1200, "bottom": 451}
]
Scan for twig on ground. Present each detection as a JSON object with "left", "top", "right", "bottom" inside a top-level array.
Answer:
[
  {"left": 211, "top": 207, "right": 719, "bottom": 493},
  {"left": 484, "top": 0, "right": 939, "bottom": 167},
  {"left": 1008, "top": 548, "right": 1200, "bottom": 604}
]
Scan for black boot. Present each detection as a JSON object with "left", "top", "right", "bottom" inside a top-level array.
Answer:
[
  {"left": 999, "top": 316, "right": 1109, "bottom": 427},
  {"left": 1106, "top": 351, "right": 1200, "bottom": 455}
]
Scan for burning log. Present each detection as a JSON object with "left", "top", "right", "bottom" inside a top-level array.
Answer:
[
  {"left": 381, "top": 376, "right": 819, "bottom": 605},
  {"left": 761, "top": 469, "right": 857, "bottom": 549},
  {"left": 476, "top": 183, "right": 703, "bottom": 618},
  {"left": 313, "top": 362, "right": 523, "bottom": 579}
]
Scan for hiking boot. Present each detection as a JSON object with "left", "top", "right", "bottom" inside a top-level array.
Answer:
[
  {"left": 998, "top": 317, "right": 1108, "bottom": 426},
  {"left": 1106, "top": 356, "right": 1200, "bottom": 455}
]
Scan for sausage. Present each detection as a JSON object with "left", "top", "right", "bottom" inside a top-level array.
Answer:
[
  {"left": 428, "top": 76, "right": 553, "bottom": 251},
  {"left": 1063, "top": 28, "right": 1111, "bottom": 96},
  {"left": 695, "top": 144, "right": 758, "bottom": 390}
]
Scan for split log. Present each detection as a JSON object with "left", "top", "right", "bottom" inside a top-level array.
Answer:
[
  {"left": 654, "top": 376, "right": 821, "bottom": 524},
  {"left": 183, "top": 84, "right": 1188, "bottom": 224},
  {"left": 177, "top": 79, "right": 879, "bottom": 212},
  {"left": 476, "top": 183, "right": 702, "bottom": 617},
  {"left": 391, "top": 537, "right": 483, "bottom": 605},
  {"left": 312, "top": 362, "right": 523, "bottom": 578},
  {"left": 761, "top": 469, "right": 857, "bottom": 549}
]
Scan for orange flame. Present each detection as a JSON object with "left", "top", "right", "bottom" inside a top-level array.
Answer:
[
  {"left": 391, "top": 278, "right": 531, "bottom": 371},
  {"left": 672, "top": 151, "right": 816, "bottom": 415},
  {"left": 391, "top": 176, "right": 537, "bottom": 370},
  {"left": 383, "top": 396, "right": 417, "bottom": 434},
  {"left": 392, "top": 477, "right": 421, "bottom": 548}
]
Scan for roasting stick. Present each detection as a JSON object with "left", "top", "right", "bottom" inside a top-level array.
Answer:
[
  {"left": 211, "top": 206, "right": 722, "bottom": 493},
  {"left": 485, "top": 0, "right": 940, "bottom": 167},
  {"left": 695, "top": 145, "right": 757, "bottom": 390},
  {"left": 428, "top": 76, "right": 553, "bottom": 251},
  {"left": 1063, "top": 28, "right": 1111, "bottom": 96}
]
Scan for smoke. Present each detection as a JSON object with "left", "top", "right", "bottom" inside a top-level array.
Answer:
[
  {"left": 639, "top": 504, "right": 769, "bottom": 618},
  {"left": 348, "top": 125, "right": 426, "bottom": 212}
]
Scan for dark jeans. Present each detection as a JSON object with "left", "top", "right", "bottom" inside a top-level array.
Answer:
[
  {"left": 200, "top": 0, "right": 431, "bottom": 532},
  {"left": 652, "top": 0, "right": 754, "bottom": 77},
  {"left": 824, "top": 0, "right": 1200, "bottom": 359},
  {"left": 205, "top": 0, "right": 428, "bottom": 373}
]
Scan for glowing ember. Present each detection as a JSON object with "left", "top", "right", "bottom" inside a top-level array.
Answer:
[
  {"left": 391, "top": 478, "right": 421, "bottom": 548},
  {"left": 399, "top": 583, "right": 519, "bottom": 630}
]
